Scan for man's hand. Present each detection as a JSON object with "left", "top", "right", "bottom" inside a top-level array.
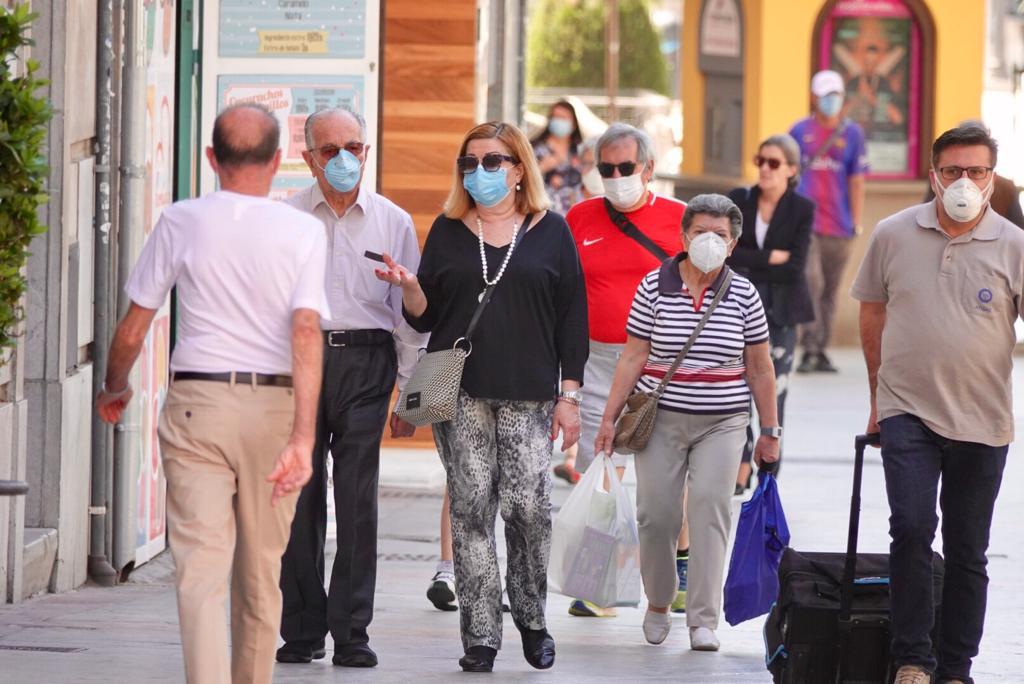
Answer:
[
  {"left": 753, "top": 436, "right": 780, "bottom": 467},
  {"left": 550, "top": 400, "right": 581, "bottom": 452},
  {"left": 96, "top": 384, "right": 134, "bottom": 424},
  {"left": 866, "top": 402, "right": 880, "bottom": 446},
  {"left": 389, "top": 413, "right": 416, "bottom": 438},
  {"left": 266, "top": 437, "right": 314, "bottom": 506}
]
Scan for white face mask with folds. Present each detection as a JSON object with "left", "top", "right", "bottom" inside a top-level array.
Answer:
[
  {"left": 581, "top": 166, "right": 604, "bottom": 196},
  {"left": 687, "top": 232, "right": 732, "bottom": 273},
  {"left": 602, "top": 172, "right": 646, "bottom": 209}
]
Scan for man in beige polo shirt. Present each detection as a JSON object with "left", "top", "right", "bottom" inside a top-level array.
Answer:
[
  {"left": 96, "top": 104, "right": 328, "bottom": 683},
  {"left": 852, "top": 125, "right": 1024, "bottom": 684}
]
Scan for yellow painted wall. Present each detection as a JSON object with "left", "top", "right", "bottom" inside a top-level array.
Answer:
[{"left": 682, "top": 0, "right": 986, "bottom": 181}]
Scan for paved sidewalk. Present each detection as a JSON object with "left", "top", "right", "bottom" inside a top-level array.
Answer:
[{"left": 0, "top": 350, "right": 1022, "bottom": 681}]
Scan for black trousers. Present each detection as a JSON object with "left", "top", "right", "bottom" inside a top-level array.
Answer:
[{"left": 279, "top": 338, "right": 397, "bottom": 648}]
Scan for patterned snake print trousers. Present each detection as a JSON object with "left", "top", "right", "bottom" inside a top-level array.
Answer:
[{"left": 433, "top": 390, "right": 555, "bottom": 651}]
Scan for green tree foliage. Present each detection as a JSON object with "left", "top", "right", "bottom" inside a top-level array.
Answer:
[
  {"left": 527, "top": 0, "right": 669, "bottom": 95},
  {"left": 0, "top": 4, "right": 52, "bottom": 359}
]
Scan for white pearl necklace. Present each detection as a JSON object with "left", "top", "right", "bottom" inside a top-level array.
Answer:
[{"left": 476, "top": 215, "right": 521, "bottom": 292}]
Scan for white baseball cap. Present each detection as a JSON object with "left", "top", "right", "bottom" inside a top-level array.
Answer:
[{"left": 811, "top": 70, "right": 845, "bottom": 97}]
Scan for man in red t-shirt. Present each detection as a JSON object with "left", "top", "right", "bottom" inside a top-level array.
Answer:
[{"left": 558, "top": 123, "right": 686, "bottom": 617}]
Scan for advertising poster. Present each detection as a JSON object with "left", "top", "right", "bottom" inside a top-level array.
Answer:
[
  {"left": 217, "top": 74, "right": 366, "bottom": 199},
  {"left": 218, "top": 0, "right": 367, "bottom": 59},
  {"left": 823, "top": 0, "right": 919, "bottom": 177},
  {"left": 136, "top": 0, "right": 175, "bottom": 564}
]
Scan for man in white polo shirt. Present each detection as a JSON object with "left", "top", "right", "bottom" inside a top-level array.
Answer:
[
  {"left": 276, "top": 106, "right": 426, "bottom": 668},
  {"left": 852, "top": 125, "right": 1024, "bottom": 684},
  {"left": 96, "top": 104, "right": 328, "bottom": 683}
]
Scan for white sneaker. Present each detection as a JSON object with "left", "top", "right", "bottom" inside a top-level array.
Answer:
[
  {"left": 642, "top": 610, "right": 671, "bottom": 645},
  {"left": 689, "top": 626, "right": 720, "bottom": 651},
  {"left": 426, "top": 570, "right": 457, "bottom": 612}
]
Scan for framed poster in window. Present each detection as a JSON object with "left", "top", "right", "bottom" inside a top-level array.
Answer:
[{"left": 819, "top": 0, "right": 921, "bottom": 179}]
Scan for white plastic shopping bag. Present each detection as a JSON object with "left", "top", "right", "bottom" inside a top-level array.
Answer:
[{"left": 549, "top": 455, "right": 641, "bottom": 607}]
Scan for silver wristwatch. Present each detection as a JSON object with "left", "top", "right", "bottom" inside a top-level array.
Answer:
[
  {"left": 558, "top": 390, "right": 582, "bottom": 406},
  {"left": 760, "top": 426, "right": 783, "bottom": 439}
]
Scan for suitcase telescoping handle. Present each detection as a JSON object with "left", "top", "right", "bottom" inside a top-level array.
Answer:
[{"left": 840, "top": 433, "right": 881, "bottom": 621}]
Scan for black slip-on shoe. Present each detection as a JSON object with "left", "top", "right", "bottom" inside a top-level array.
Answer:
[
  {"left": 816, "top": 352, "right": 839, "bottom": 373},
  {"left": 275, "top": 640, "right": 326, "bottom": 664},
  {"left": 796, "top": 352, "right": 818, "bottom": 373},
  {"left": 517, "top": 625, "right": 555, "bottom": 670},
  {"left": 332, "top": 643, "right": 378, "bottom": 668},
  {"left": 459, "top": 645, "right": 496, "bottom": 673}
]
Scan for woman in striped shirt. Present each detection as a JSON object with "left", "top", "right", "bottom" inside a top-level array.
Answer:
[{"left": 594, "top": 194, "right": 781, "bottom": 653}]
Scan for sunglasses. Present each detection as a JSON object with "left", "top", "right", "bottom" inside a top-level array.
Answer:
[
  {"left": 457, "top": 153, "right": 518, "bottom": 174},
  {"left": 754, "top": 155, "right": 785, "bottom": 170},
  {"left": 597, "top": 161, "right": 638, "bottom": 178},
  {"left": 315, "top": 142, "right": 366, "bottom": 159}
]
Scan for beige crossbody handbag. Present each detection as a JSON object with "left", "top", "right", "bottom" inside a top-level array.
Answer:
[
  {"left": 613, "top": 269, "right": 734, "bottom": 453},
  {"left": 395, "top": 220, "right": 529, "bottom": 427}
]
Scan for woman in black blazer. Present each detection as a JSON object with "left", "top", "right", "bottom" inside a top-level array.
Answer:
[{"left": 727, "top": 133, "right": 814, "bottom": 492}]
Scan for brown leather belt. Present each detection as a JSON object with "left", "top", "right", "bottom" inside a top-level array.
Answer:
[{"left": 171, "top": 371, "right": 293, "bottom": 388}]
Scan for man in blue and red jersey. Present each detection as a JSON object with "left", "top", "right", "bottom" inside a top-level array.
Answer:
[
  {"left": 560, "top": 122, "right": 686, "bottom": 617},
  {"left": 789, "top": 69, "right": 869, "bottom": 373}
]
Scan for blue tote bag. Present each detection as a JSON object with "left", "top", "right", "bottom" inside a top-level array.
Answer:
[{"left": 723, "top": 472, "right": 790, "bottom": 626}]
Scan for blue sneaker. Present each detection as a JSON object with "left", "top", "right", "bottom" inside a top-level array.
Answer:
[{"left": 671, "top": 554, "right": 688, "bottom": 613}]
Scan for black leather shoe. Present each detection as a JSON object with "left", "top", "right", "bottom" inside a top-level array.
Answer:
[
  {"left": 816, "top": 352, "right": 839, "bottom": 373},
  {"left": 275, "top": 640, "right": 326, "bottom": 664},
  {"left": 796, "top": 352, "right": 818, "bottom": 374},
  {"left": 517, "top": 625, "right": 555, "bottom": 670},
  {"left": 332, "top": 643, "right": 378, "bottom": 668},
  {"left": 459, "top": 645, "right": 496, "bottom": 672}
]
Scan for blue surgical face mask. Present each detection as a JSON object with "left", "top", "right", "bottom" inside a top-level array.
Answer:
[
  {"left": 320, "top": 148, "right": 362, "bottom": 193},
  {"left": 548, "top": 117, "right": 574, "bottom": 138},
  {"left": 817, "top": 93, "right": 843, "bottom": 118},
  {"left": 463, "top": 167, "right": 511, "bottom": 208}
]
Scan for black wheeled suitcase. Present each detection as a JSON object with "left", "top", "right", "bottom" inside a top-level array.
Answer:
[{"left": 764, "top": 434, "right": 945, "bottom": 683}]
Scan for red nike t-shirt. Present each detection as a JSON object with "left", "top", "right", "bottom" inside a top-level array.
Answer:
[{"left": 567, "top": 194, "right": 686, "bottom": 344}]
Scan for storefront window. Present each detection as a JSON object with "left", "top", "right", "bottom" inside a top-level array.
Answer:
[{"left": 819, "top": 0, "right": 921, "bottom": 179}]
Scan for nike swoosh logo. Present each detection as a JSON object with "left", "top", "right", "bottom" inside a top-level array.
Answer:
[{"left": 582, "top": 238, "right": 604, "bottom": 247}]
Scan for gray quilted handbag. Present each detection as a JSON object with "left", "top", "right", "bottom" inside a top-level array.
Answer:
[{"left": 396, "top": 221, "right": 528, "bottom": 426}]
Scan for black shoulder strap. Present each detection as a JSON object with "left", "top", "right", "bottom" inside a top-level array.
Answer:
[
  {"left": 807, "top": 118, "right": 849, "bottom": 168},
  {"left": 464, "top": 213, "right": 533, "bottom": 342},
  {"left": 603, "top": 198, "right": 671, "bottom": 262}
]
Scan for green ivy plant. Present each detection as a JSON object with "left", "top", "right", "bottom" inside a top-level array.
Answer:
[{"left": 0, "top": 3, "right": 51, "bottom": 360}]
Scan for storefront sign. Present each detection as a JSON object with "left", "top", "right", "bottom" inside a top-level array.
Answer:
[{"left": 219, "top": 0, "right": 367, "bottom": 59}]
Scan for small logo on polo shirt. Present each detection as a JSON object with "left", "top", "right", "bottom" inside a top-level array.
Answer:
[{"left": 978, "top": 288, "right": 993, "bottom": 304}]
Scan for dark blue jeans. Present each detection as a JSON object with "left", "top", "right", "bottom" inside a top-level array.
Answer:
[{"left": 879, "top": 414, "right": 1007, "bottom": 682}]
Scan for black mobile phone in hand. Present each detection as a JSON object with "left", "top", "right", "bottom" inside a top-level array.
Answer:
[{"left": 364, "top": 250, "right": 386, "bottom": 263}]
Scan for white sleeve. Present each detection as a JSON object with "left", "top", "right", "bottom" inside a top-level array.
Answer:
[
  {"left": 391, "top": 213, "right": 429, "bottom": 390},
  {"left": 125, "top": 212, "right": 180, "bottom": 309},
  {"left": 290, "top": 225, "right": 331, "bottom": 319}
]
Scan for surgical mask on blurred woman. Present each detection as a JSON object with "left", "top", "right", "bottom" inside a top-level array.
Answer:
[
  {"left": 548, "top": 118, "right": 574, "bottom": 139},
  {"left": 687, "top": 232, "right": 731, "bottom": 273},
  {"left": 463, "top": 167, "right": 511, "bottom": 208},
  {"left": 581, "top": 166, "right": 604, "bottom": 196}
]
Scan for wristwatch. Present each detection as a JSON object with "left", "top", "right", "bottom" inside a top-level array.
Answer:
[
  {"left": 760, "top": 426, "right": 783, "bottom": 439},
  {"left": 558, "top": 390, "right": 582, "bottom": 406}
]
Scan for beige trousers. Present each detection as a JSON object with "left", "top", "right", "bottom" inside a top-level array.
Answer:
[
  {"left": 634, "top": 409, "right": 746, "bottom": 629},
  {"left": 158, "top": 379, "right": 299, "bottom": 684}
]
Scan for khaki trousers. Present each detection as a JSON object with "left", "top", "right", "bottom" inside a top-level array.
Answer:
[
  {"left": 634, "top": 409, "right": 746, "bottom": 629},
  {"left": 800, "top": 232, "right": 854, "bottom": 354},
  {"left": 158, "top": 379, "right": 299, "bottom": 684}
]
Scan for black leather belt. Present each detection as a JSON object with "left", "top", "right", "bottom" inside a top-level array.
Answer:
[
  {"left": 324, "top": 329, "right": 392, "bottom": 348},
  {"left": 171, "top": 371, "right": 293, "bottom": 388}
]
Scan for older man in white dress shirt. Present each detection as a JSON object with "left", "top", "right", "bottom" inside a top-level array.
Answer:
[{"left": 277, "top": 106, "right": 426, "bottom": 668}]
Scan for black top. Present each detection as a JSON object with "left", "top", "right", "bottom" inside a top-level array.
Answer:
[
  {"left": 726, "top": 185, "right": 816, "bottom": 326},
  {"left": 405, "top": 212, "right": 588, "bottom": 401}
]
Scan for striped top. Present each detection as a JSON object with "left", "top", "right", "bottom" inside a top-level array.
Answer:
[{"left": 626, "top": 256, "right": 769, "bottom": 414}]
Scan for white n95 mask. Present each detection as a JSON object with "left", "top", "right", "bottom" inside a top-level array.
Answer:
[
  {"left": 934, "top": 175, "right": 993, "bottom": 223},
  {"left": 687, "top": 232, "right": 730, "bottom": 273}
]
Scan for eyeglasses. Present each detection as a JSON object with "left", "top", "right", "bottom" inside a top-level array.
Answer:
[
  {"left": 456, "top": 153, "right": 518, "bottom": 174},
  {"left": 597, "top": 161, "right": 638, "bottom": 178},
  {"left": 315, "top": 142, "right": 366, "bottom": 159},
  {"left": 754, "top": 155, "right": 785, "bottom": 170},
  {"left": 937, "top": 165, "right": 993, "bottom": 181}
]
